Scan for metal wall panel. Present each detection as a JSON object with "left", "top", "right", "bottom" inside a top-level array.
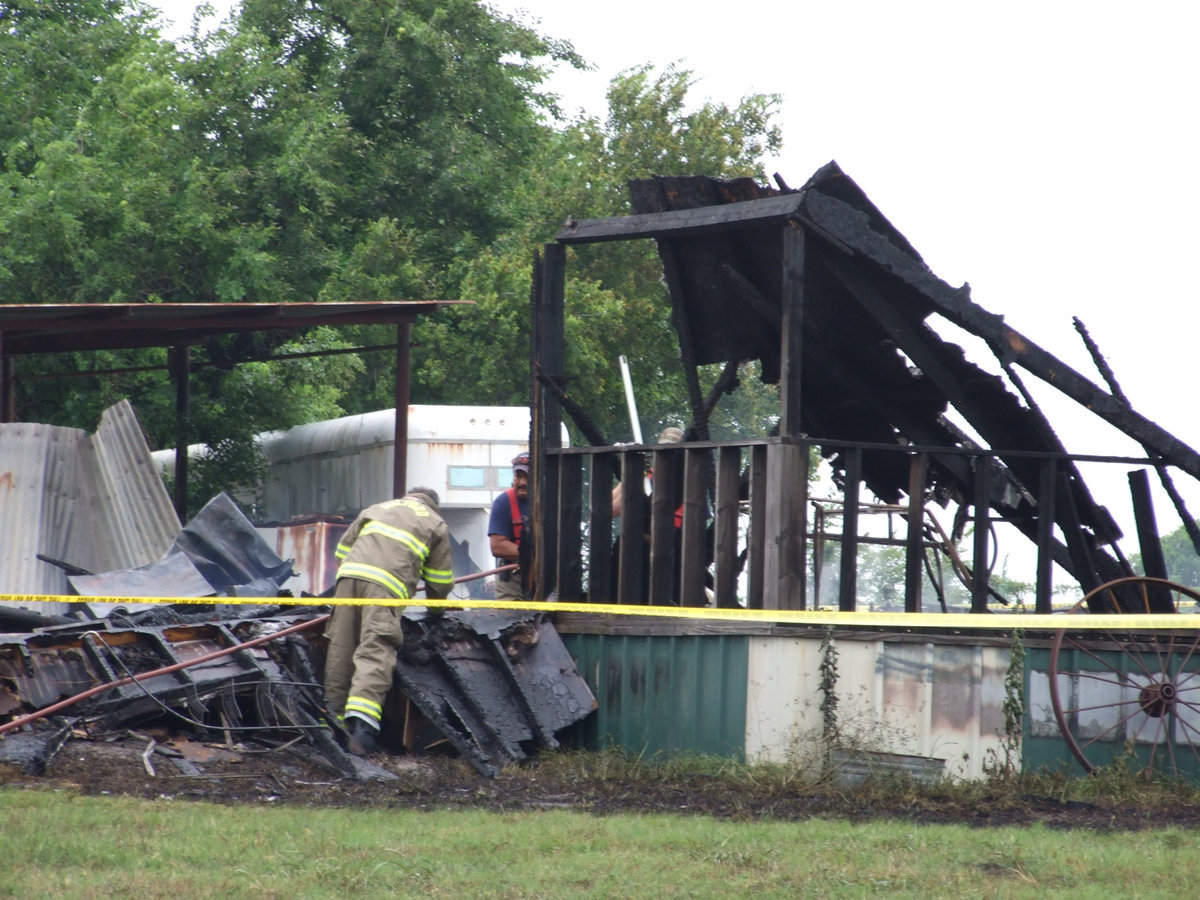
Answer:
[
  {"left": 1, "top": 401, "right": 179, "bottom": 609},
  {"left": 748, "top": 636, "right": 1010, "bottom": 780},
  {"left": 562, "top": 633, "right": 749, "bottom": 758},
  {"left": 562, "top": 628, "right": 1014, "bottom": 780}
]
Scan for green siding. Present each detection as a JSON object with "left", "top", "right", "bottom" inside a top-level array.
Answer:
[
  {"left": 1025, "top": 644, "right": 1200, "bottom": 781},
  {"left": 561, "top": 633, "right": 749, "bottom": 758},
  {"left": 1023, "top": 646, "right": 1080, "bottom": 776}
]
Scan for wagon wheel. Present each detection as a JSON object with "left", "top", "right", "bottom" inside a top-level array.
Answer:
[{"left": 1049, "top": 576, "right": 1200, "bottom": 779}]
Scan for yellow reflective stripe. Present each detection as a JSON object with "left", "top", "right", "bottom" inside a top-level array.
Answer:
[
  {"left": 422, "top": 566, "right": 454, "bottom": 586},
  {"left": 335, "top": 542, "right": 352, "bottom": 560},
  {"left": 345, "top": 697, "right": 383, "bottom": 723},
  {"left": 360, "top": 521, "right": 430, "bottom": 559},
  {"left": 335, "top": 562, "right": 411, "bottom": 599}
]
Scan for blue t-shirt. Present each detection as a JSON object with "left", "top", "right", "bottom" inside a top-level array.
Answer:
[{"left": 488, "top": 489, "right": 530, "bottom": 543}]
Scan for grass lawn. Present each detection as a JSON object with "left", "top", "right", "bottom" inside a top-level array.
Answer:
[{"left": 5, "top": 784, "right": 1200, "bottom": 898}]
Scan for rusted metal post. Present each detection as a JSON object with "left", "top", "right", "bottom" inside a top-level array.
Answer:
[
  {"left": 172, "top": 344, "right": 190, "bottom": 522},
  {"left": 393, "top": 320, "right": 411, "bottom": 498}
]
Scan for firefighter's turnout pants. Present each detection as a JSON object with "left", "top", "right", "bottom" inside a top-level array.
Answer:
[{"left": 323, "top": 578, "right": 404, "bottom": 727}]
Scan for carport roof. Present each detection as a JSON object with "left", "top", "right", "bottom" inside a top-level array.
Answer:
[{"left": 0, "top": 300, "right": 460, "bottom": 355}]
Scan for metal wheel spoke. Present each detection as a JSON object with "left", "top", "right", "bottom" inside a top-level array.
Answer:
[
  {"left": 1171, "top": 634, "right": 1200, "bottom": 677},
  {"left": 1064, "top": 696, "right": 1141, "bottom": 718},
  {"left": 1170, "top": 707, "right": 1200, "bottom": 741},
  {"left": 1172, "top": 715, "right": 1200, "bottom": 771},
  {"left": 1064, "top": 637, "right": 1150, "bottom": 681}
]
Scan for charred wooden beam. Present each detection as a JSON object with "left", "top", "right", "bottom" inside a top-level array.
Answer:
[
  {"left": 1076, "top": 315, "right": 1200, "bottom": 559},
  {"left": 556, "top": 193, "right": 806, "bottom": 245},
  {"left": 800, "top": 188, "right": 1200, "bottom": 482}
]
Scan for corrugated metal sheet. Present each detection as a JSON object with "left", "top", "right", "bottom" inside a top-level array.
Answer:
[
  {"left": 1, "top": 400, "right": 180, "bottom": 609},
  {"left": 1026, "top": 645, "right": 1085, "bottom": 775},
  {"left": 562, "top": 634, "right": 749, "bottom": 758},
  {"left": 91, "top": 400, "right": 183, "bottom": 566}
]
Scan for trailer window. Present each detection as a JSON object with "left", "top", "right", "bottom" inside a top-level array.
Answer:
[{"left": 448, "top": 466, "right": 487, "bottom": 489}]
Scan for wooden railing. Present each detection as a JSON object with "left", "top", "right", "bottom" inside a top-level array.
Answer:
[{"left": 534, "top": 437, "right": 1186, "bottom": 614}]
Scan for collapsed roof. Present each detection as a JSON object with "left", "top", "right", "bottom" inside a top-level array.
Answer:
[{"left": 555, "top": 162, "right": 1200, "bottom": 604}]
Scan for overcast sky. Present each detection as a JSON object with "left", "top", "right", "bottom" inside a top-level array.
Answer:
[{"left": 154, "top": 1, "right": 1200, "bottom": 539}]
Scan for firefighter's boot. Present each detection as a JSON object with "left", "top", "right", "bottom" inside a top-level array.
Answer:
[{"left": 346, "top": 717, "right": 380, "bottom": 756}]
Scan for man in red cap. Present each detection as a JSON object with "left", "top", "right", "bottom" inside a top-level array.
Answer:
[{"left": 488, "top": 452, "right": 531, "bottom": 600}]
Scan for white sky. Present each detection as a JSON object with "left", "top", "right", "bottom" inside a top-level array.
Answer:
[{"left": 154, "top": 1, "right": 1200, "bottom": 548}]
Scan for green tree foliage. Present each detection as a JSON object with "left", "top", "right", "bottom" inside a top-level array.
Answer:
[
  {"left": 1, "top": 0, "right": 785, "bottom": 513},
  {"left": 415, "top": 63, "right": 783, "bottom": 445},
  {"left": 1131, "top": 522, "right": 1200, "bottom": 589}
]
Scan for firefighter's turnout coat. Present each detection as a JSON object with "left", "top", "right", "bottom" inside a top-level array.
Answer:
[{"left": 323, "top": 493, "right": 454, "bottom": 728}]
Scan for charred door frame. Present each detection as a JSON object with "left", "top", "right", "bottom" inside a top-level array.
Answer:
[{"left": 533, "top": 199, "right": 812, "bottom": 609}]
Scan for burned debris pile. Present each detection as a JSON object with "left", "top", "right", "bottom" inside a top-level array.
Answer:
[
  {"left": 1, "top": 605, "right": 595, "bottom": 782},
  {"left": 396, "top": 609, "right": 597, "bottom": 777},
  {"left": 2, "top": 487, "right": 595, "bottom": 782}
]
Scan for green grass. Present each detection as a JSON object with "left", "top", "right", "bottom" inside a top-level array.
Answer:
[{"left": 5, "top": 784, "right": 1200, "bottom": 899}]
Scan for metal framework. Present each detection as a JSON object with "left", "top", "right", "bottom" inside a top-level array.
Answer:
[{"left": 0, "top": 301, "right": 458, "bottom": 519}]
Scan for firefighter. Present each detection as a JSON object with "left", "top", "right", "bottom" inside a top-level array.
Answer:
[{"left": 323, "top": 486, "right": 454, "bottom": 755}]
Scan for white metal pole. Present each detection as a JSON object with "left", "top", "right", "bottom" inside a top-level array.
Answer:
[{"left": 618, "top": 354, "right": 643, "bottom": 444}]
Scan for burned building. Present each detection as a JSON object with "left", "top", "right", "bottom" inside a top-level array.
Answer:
[{"left": 528, "top": 162, "right": 1200, "bottom": 615}]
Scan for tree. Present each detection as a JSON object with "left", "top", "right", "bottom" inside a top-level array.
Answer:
[
  {"left": 412, "top": 64, "right": 784, "bottom": 446},
  {"left": 2, "top": 2, "right": 786, "bottom": 513}
]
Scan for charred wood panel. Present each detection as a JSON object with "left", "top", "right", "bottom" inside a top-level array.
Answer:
[
  {"left": 747, "top": 445, "right": 768, "bottom": 608},
  {"left": 616, "top": 450, "right": 648, "bottom": 604},
  {"left": 679, "top": 447, "right": 710, "bottom": 607},
  {"left": 556, "top": 454, "right": 583, "bottom": 602},
  {"left": 587, "top": 452, "right": 617, "bottom": 603},
  {"left": 533, "top": 245, "right": 565, "bottom": 602},
  {"left": 839, "top": 447, "right": 862, "bottom": 612},
  {"left": 904, "top": 453, "right": 928, "bottom": 613},
  {"left": 764, "top": 442, "right": 808, "bottom": 610},
  {"left": 971, "top": 461, "right": 992, "bottom": 613},
  {"left": 713, "top": 446, "right": 742, "bottom": 609},
  {"left": 1129, "top": 470, "right": 1171, "bottom": 608},
  {"left": 1036, "top": 458, "right": 1058, "bottom": 613},
  {"left": 648, "top": 447, "right": 681, "bottom": 605}
]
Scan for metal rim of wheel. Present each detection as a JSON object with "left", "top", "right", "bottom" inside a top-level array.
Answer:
[{"left": 1049, "top": 576, "right": 1200, "bottom": 779}]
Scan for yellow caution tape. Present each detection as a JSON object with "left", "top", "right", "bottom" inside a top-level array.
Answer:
[{"left": 4, "top": 593, "right": 1200, "bottom": 631}]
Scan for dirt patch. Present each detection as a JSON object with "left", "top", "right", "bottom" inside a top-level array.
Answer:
[{"left": 5, "top": 731, "right": 1200, "bottom": 830}]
